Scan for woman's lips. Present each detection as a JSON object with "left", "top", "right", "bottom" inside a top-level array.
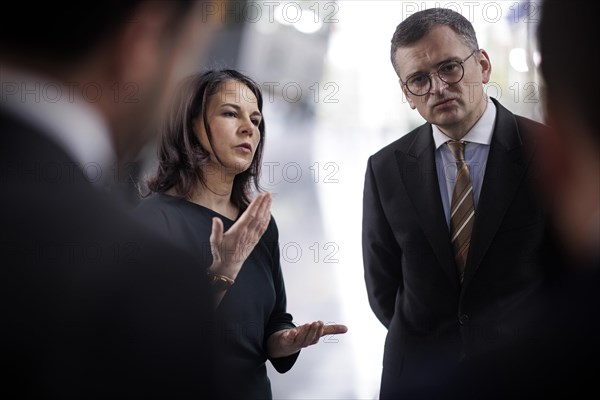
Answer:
[{"left": 235, "top": 143, "right": 252, "bottom": 153}]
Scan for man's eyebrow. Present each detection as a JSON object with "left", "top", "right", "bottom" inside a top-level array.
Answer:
[{"left": 407, "top": 57, "right": 460, "bottom": 78}]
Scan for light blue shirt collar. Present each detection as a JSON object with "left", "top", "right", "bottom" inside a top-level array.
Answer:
[{"left": 432, "top": 98, "right": 496, "bottom": 149}]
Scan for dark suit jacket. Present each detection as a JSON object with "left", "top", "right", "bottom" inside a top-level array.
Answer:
[
  {"left": 363, "top": 99, "right": 554, "bottom": 398},
  {"left": 0, "top": 108, "right": 214, "bottom": 399}
]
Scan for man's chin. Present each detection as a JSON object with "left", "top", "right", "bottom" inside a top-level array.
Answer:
[{"left": 430, "top": 111, "right": 462, "bottom": 128}]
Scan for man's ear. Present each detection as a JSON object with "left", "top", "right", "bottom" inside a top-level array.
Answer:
[
  {"left": 400, "top": 81, "right": 416, "bottom": 109},
  {"left": 478, "top": 49, "right": 492, "bottom": 84}
]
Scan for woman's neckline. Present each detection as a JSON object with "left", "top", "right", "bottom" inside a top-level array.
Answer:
[{"left": 157, "top": 192, "right": 239, "bottom": 222}]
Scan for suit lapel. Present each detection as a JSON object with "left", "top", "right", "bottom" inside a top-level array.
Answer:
[
  {"left": 462, "top": 99, "right": 531, "bottom": 287},
  {"left": 397, "top": 125, "right": 460, "bottom": 289}
]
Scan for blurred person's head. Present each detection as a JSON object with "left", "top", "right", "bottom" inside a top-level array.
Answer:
[
  {"left": 147, "top": 69, "right": 265, "bottom": 209},
  {"left": 537, "top": 0, "right": 600, "bottom": 262},
  {"left": 0, "top": 0, "right": 219, "bottom": 162},
  {"left": 391, "top": 8, "right": 492, "bottom": 140}
]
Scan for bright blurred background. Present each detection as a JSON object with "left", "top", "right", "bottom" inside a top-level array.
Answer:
[{"left": 150, "top": 1, "right": 544, "bottom": 398}]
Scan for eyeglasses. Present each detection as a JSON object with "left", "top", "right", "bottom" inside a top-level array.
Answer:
[{"left": 401, "top": 49, "right": 479, "bottom": 96}]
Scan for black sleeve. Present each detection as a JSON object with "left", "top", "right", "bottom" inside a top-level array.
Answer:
[
  {"left": 263, "top": 218, "right": 300, "bottom": 373},
  {"left": 362, "top": 156, "right": 403, "bottom": 328}
]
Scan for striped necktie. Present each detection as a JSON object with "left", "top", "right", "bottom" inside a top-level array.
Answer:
[{"left": 447, "top": 141, "right": 475, "bottom": 284}]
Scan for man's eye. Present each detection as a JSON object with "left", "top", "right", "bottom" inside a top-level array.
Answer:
[
  {"left": 409, "top": 75, "right": 427, "bottom": 85},
  {"left": 440, "top": 62, "right": 459, "bottom": 73}
]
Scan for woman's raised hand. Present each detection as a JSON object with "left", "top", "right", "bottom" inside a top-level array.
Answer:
[{"left": 208, "top": 192, "right": 272, "bottom": 281}]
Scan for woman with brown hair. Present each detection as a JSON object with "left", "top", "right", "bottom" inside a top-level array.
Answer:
[{"left": 135, "top": 69, "right": 346, "bottom": 399}]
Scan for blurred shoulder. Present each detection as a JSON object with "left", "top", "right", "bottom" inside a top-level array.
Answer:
[{"left": 493, "top": 98, "right": 549, "bottom": 146}]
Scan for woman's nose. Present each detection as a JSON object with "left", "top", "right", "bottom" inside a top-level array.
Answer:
[{"left": 239, "top": 116, "right": 254, "bottom": 136}]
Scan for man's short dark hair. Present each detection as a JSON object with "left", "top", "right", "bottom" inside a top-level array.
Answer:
[
  {"left": 538, "top": 0, "right": 598, "bottom": 149},
  {"left": 390, "top": 8, "right": 479, "bottom": 74},
  {"left": 0, "top": 1, "right": 195, "bottom": 65}
]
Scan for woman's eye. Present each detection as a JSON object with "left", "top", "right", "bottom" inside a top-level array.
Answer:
[
  {"left": 251, "top": 119, "right": 260, "bottom": 126},
  {"left": 223, "top": 111, "right": 236, "bottom": 117}
]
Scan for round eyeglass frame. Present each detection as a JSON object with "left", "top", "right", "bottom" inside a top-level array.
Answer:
[{"left": 401, "top": 49, "right": 479, "bottom": 96}]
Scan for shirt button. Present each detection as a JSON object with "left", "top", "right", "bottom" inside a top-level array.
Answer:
[{"left": 459, "top": 314, "right": 470, "bottom": 325}]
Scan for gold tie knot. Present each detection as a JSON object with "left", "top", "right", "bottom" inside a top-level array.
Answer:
[{"left": 447, "top": 140, "right": 466, "bottom": 163}]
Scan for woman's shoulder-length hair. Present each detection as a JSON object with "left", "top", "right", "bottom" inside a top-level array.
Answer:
[{"left": 145, "top": 69, "right": 265, "bottom": 209}]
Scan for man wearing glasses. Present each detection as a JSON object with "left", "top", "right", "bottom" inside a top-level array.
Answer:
[{"left": 362, "top": 8, "right": 554, "bottom": 398}]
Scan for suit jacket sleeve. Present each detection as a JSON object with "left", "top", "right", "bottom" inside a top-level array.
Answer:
[{"left": 362, "top": 156, "right": 403, "bottom": 328}]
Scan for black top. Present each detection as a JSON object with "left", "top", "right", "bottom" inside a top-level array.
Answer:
[{"left": 134, "top": 193, "right": 299, "bottom": 400}]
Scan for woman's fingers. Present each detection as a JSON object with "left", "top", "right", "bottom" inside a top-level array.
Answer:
[
  {"left": 322, "top": 324, "right": 348, "bottom": 335},
  {"left": 209, "top": 217, "right": 224, "bottom": 259},
  {"left": 229, "top": 194, "right": 261, "bottom": 235},
  {"left": 259, "top": 193, "right": 272, "bottom": 226},
  {"left": 285, "top": 328, "right": 298, "bottom": 342},
  {"left": 291, "top": 323, "right": 312, "bottom": 346},
  {"left": 281, "top": 322, "right": 347, "bottom": 351},
  {"left": 246, "top": 193, "right": 267, "bottom": 222},
  {"left": 297, "top": 322, "right": 321, "bottom": 348},
  {"left": 231, "top": 193, "right": 267, "bottom": 235},
  {"left": 315, "top": 322, "right": 326, "bottom": 345},
  {"left": 234, "top": 193, "right": 272, "bottom": 242},
  {"left": 302, "top": 322, "right": 348, "bottom": 346},
  {"left": 250, "top": 192, "right": 271, "bottom": 233},
  {"left": 306, "top": 321, "right": 324, "bottom": 346},
  {"left": 211, "top": 193, "right": 272, "bottom": 269}
]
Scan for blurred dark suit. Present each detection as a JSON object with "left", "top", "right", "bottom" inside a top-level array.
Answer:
[
  {"left": 0, "top": 108, "right": 214, "bottom": 399},
  {"left": 363, "top": 99, "right": 557, "bottom": 398},
  {"left": 450, "top": 228, "right": 600, "bottom": 399}
]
